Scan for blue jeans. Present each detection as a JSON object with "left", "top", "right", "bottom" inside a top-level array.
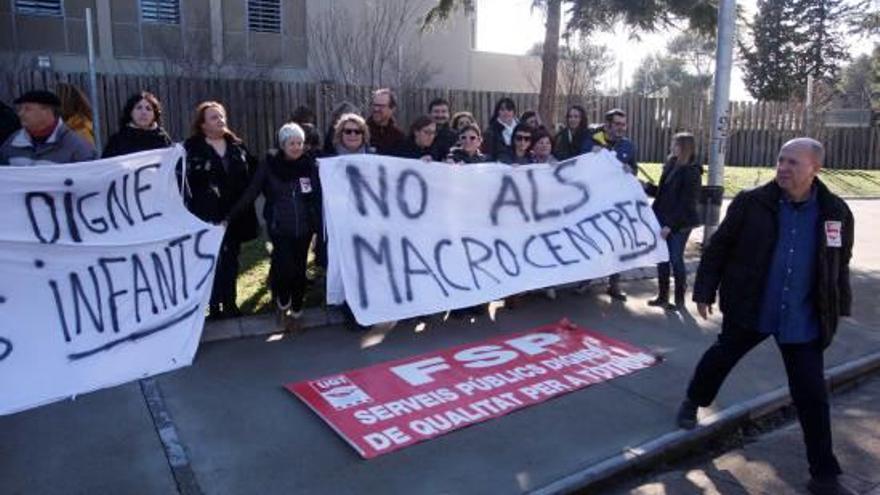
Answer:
[{"left": 657, "top": 228, "right": 691, "bottom": 288}]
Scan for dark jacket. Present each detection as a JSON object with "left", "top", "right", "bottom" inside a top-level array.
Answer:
[
  {"left": 692, "top": 179, "right": 854, "bottom": 348},
  {"left": 433, "top": 124, "right": 458, "bottom": 159},
  {"left": 367, "top": 117, "right": 405, "bottom": 155},
  {"left": 183, "top": 135, "right": 259, "bottom": 242},
  {"left": 645, "top": 157, "right": 702, "bottom": 232},
  {"left": 481, "top": 119, "right": 514, "bottom": 162},
  {"left": 392, "top": 137, "right": 444, "bottom": 162},
  {"left": 447, "top": 147, "right": 488, "bottom": 164},
  {"left": 102, "top": 125, "right": 173, "bottom": 158},
  {"left": 581, "top": 124, "right": 637, "bottom": 174},
  {"left": 0, "top": 100, "right": 20, "bottom": 145},
  {"left": 553, "top": 127, "right": 584, "bottom": 161},
  {"left": 230, "top": 151, "right": 321, "bottom": 239}
]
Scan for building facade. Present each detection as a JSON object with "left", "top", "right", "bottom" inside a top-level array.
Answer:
[{"left": 1, "top": 0, "right": 539, "bottom": 92}]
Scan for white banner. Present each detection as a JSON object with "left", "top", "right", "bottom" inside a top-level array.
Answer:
[
  {"left": 0, "top": 146, "right": 224, "bottom": 416},
  {"left": 322, "top": 151, "right": 669, "bottom": 325}
]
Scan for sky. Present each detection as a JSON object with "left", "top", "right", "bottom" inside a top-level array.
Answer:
[{"left": 475, "top": 0, "right": 877, "bottom": 101}]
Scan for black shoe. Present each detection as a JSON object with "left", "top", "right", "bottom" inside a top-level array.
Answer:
[
  {"left": 647, "top": 295, "right": 670, "bottom": 308},
  {"left": 606, "top": 287, "right": 628, "bottom": 302},
  {"left": 223, "top": 304, "right": 242, "bottom": 319},
  {"left": 676, "top": 398, "right": 698, "bottom": 430},
  {"left": 807, "top": 476, "right": 857, "bottom": 495}
]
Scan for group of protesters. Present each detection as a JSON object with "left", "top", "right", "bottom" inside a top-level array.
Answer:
[
  {"left": 0, "top": 83, "right": 861, "bottom": 494},
  {"left": 0, "top": 85, "right": 702, "bottom": 330}
]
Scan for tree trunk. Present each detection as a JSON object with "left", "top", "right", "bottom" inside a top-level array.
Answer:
[{"left": 538, "top": 0, "right": 561, "bottom": 128}]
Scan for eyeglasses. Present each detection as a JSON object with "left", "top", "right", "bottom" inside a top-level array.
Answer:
[
  {"left": 342, "top": 128, "right": 364, "bottom": 135},
  {"left": 460, "top": 135, "right": 479, "bottom": 141},
  {"left": 514, "top": 135, "right": 532, "bottom": 142}
]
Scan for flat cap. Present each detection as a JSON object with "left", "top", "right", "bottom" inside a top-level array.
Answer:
[{"left": 14, "top": 90, "right": 61, "bottom": 107}]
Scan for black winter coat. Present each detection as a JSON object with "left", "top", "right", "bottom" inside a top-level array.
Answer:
[
  {"left": 0, "top": 100, "right": 20, "bottom": 145},
  {"left": 481, "top": 119, "right": 513, "bottom": 162},
  {"left": 692, "top": 179, "right": 854, "bottom": 348},
  {"left": 102, "top": 125, "right": 173, "bottom": 158},
  {"left": 645, "top": 157, "right": 702, "bottom": 232},
  {"left": 183, "top": 135, "right": 259, "bottom": 242},
  {"left": 230, "top": 151, "right": 322, "bottom": 239},
  {"left": 446, "top": 147, "right": 488, "bottom": 164},
  {"left": 392, "top": 137, "right": 445, "bottom": 162},
  {"left": 553, "top": 128, "right": 584, "bottom": 161},
  {"left": 433, "top": 124, "right": 458, "bottom": 159}
]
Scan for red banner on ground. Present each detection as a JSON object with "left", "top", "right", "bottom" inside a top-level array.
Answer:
[{"left": 286, "top": 320, "right": 660, "bottom": 458}]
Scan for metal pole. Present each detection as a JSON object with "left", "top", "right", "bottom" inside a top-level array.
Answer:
[
  {"left": 702, "top": 0, "right": 736, "bottom": 244},
  {"left": 85, "top": 7, "right": 102, "bottom": 152}
]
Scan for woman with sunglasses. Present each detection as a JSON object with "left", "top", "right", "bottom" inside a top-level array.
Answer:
[
  {"left": 393, "top": 115, "right": 443, "bottom": 162},
  {"left": 500, "top": 123, "right": 535, "bottom": 165},
  {"left": 328, "top": 113, "right": 373, "bottom": 156},
  {"left": 446, "top": 124, "right": 488, "bottom": 164}
]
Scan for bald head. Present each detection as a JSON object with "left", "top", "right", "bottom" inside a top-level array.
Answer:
[
  {"left": 776, "top": 137, "right": 823, "bottom": 201},
  {"left": 782, "top": 137, "right": 824, "bottom": 167}
]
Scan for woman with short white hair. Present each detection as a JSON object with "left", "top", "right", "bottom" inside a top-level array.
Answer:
[{"left": 228, "top": 122, "right": 322, "bottom": 330}]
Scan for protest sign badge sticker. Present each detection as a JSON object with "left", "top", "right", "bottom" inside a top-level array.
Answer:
[
  {"left": 300, "top": 177, "right": 313, "bottom": 194},
  {"left": 824, "top": 221, "right": 842, "bottom": 247},
  {"left": 0, "top": 146, "right": 224, "bottom": 416}
]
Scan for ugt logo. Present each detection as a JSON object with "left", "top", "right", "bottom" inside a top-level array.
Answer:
[{"left": 310, "top": 375, "right": 373, "bottom": 411}]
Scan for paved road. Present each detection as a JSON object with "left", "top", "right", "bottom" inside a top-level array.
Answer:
[
  {"left": 609, "top": 372, "right": 880, "bottom": 495},
  {"left": 2, "top": 201, "right": 879, "bottom": 495}
]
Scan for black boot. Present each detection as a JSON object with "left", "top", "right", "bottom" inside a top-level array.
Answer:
[
  {"left": 674, "top": 274, "right": 688, "bottom": 309},
  {"left": 647, "top": 280, "right": 671, "bottom": 308},
  {"left": 648, "top": 263, "right": 673, "bottom": 309}
]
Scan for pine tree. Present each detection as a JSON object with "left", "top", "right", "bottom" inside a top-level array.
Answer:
[
  {"left": 797, "top": 0, "right": 851, "bottom": 87},
  {"left": 742, "top": 0, "right": 854, "bottom": 101},
  {"left": 741, "top": 0, "right": 802, "bottom": 100}
]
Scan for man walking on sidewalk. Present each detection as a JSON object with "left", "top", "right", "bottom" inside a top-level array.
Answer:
[{"left": 677, "top": 138, "right": 856, "bottom": 495}]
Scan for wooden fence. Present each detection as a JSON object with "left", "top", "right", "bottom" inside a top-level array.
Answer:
[{"left": 2, "top": 70, "right": 877, "bottom": 169}]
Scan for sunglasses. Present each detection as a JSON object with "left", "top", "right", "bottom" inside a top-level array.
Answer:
[
  {"left": 342, "top": 128, "right": 364, "bottom": 135},
  {"left": 514, "top": 135, "right": 532, "bottom": 142},
  {"left": 460, "top": 135, "right": 479, "bottom": 141}
]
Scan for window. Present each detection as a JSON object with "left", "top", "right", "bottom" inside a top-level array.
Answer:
[
  {"left": 141, "top": 0, "right": 180, "bottom": 24},
  {"left": 15, "top": 0, "right": 63, "bottom": 17},
  {"left": 248, "top": 0, "right": 281, "bottom": 33}
]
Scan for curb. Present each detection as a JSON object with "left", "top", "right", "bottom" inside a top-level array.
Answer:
[
  {"left": 199, "top": 261, "right": 701, "bottom": 344},
  {"left": 528, "top": 349, "right": 880, "bottom": 495}
]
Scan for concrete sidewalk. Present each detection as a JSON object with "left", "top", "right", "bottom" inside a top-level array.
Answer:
[{"left": 2, "top": 201, "right": 879, "bottom": 495}]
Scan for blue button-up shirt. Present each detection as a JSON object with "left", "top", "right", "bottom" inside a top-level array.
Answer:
[{"left": 757, "top": 187, "right": 820, "bottom": 343}]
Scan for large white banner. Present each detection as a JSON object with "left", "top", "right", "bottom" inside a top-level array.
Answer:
[
  {"left": 0, "top": 146, "right": 224, "bottom": 416},
  {"left": 322, "top": 151, "right": 669, "bottom": 325}
]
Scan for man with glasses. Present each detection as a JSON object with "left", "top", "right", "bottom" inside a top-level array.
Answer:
[
  {"left": 580, "top": 108, "right": 639, "bottom": 301},
  {"left": 367, "top": 88, "right": 405, "bottom": 155}
]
